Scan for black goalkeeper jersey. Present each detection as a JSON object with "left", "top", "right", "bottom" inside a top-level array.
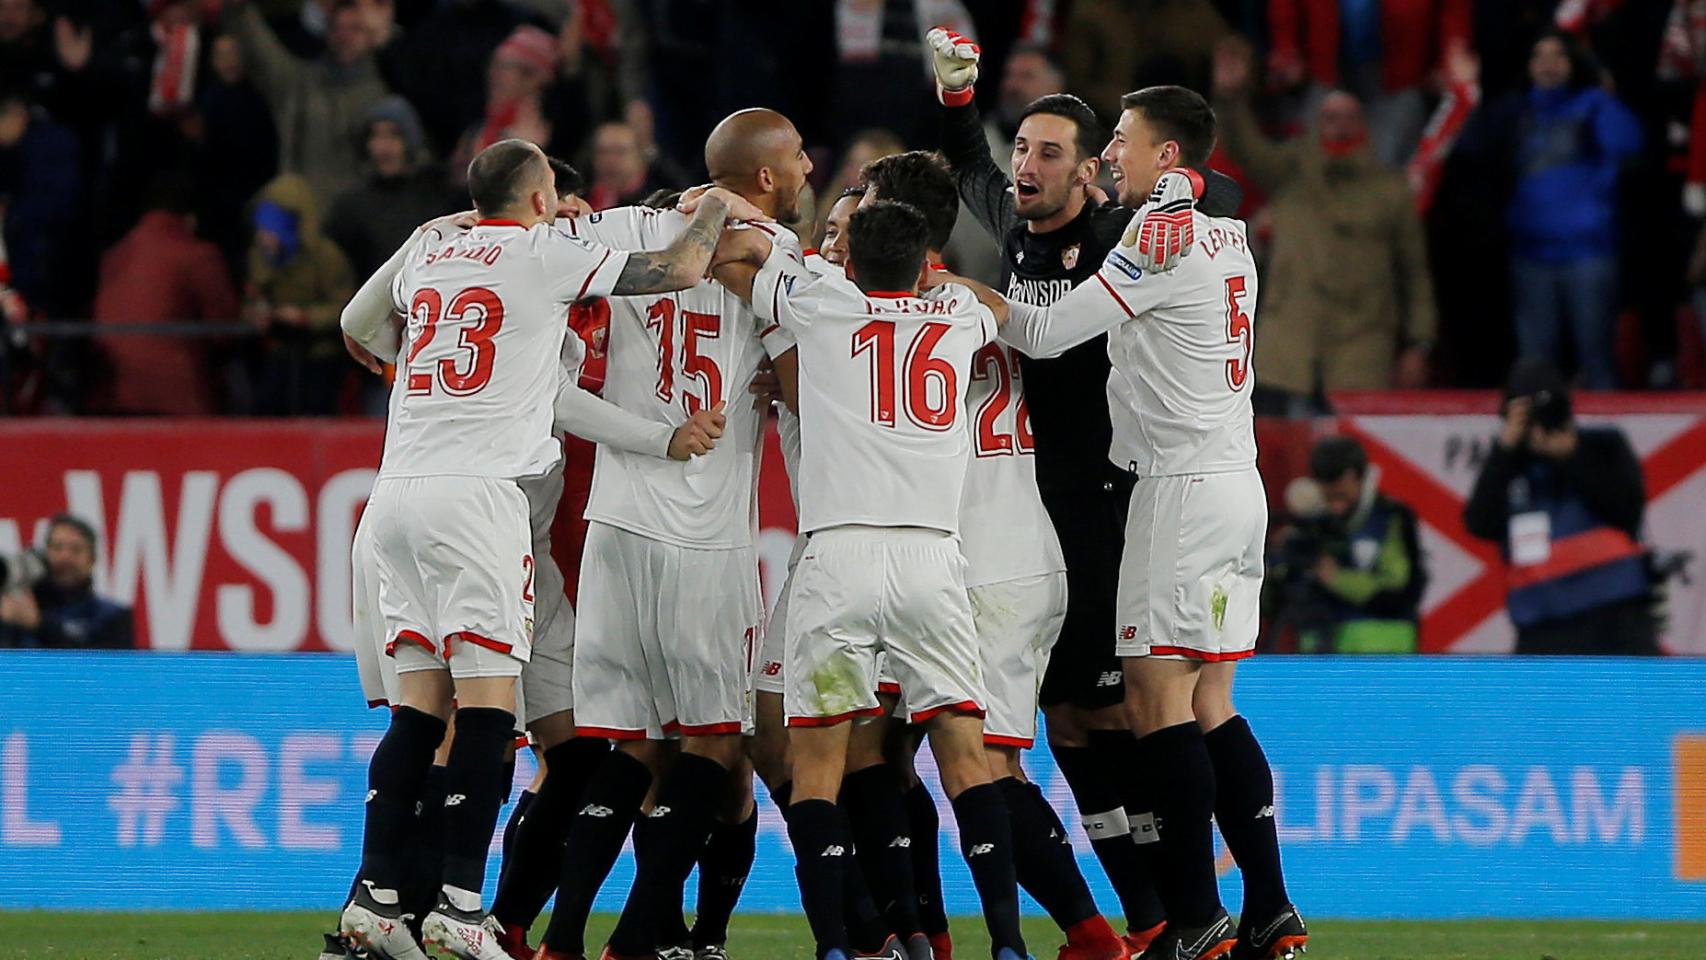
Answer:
[{"left": 937, "top": 99, "right": 1241, "bottom": 493}]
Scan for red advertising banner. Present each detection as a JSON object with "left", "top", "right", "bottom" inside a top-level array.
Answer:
[{"left": 4, "top": 402, "right": 1702, "bottom": 654}]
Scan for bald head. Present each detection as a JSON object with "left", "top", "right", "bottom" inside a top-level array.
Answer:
[
  {"left": 467, "top": 138, "right": 553, "bottom": 224},
  {"left": 704, "top": 108, "right": 813, "bottom": 222}
]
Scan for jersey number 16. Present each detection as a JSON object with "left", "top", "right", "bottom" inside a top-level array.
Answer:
[{"left": 852, "top": 319, "right": 957, "bottom": 431}]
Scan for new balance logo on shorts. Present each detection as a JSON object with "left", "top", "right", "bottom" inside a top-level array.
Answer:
[
  {"left": 762, "top": 661, "right": 782, "bottom": 676},
  {"left": 968, "top": 843, "right": 994, "bottom": 857},
  {"left": 1119, "top": 625, "right": 1137, "bottom": 641},
  {"left": 580, "top": 804, "right": 614, "bottom": 817}
]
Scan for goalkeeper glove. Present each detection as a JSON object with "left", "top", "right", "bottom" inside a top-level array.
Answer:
[
  {"left": 1124, "top": 168, "right": 1205, "bottom": 273},
  {"left": 926, "top": 26, "right": 980, "bottom": 107}
]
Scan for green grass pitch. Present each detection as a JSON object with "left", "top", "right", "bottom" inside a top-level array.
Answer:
[{"left": 1, "top": 913, "right": 1702, "bottom": 960}]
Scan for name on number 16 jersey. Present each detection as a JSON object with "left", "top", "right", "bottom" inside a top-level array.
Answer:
[
  {"left": 1003, "top": 210, "right": 1259, "bottom": 478},
  {"left": 384, "top": 221, "right": 631, "bottom": 480},
  {"left": 751, "top": 249, "right": 998, "bottom": 536},
  {"left": 566, "top": 209, "right": 798, "bottom": 549}
]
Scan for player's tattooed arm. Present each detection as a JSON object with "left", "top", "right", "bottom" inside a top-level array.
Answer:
[{"left": 609, "top": 188, "right": 769, "bottom": 295}]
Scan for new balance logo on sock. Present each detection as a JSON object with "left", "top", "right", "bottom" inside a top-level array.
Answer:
[
  {"left": 444, "top": 794, "right": 465, "bottom": 807},
  {"left": 580, "top": 804, "right": 614, "bottom": 817},
  {"left": 1097, "top": 671, "right": 1123, "bottom": 688},
  {"left": 821, "top": 845, "right": 845, "bottom": 857},
  {"left": 365, "top": 789, "right": 377, "bottom": 803},
  {"left": 1256, "top": 805, "right": 1275, "bottom": 819},
  {"left": 887, "top": 836, "right": 911, "bottom": 849},
  {"left": 650, "top": 806, "right": 672, "bottom": 818},
  {"left": 968, "top": 843, "right": 994, "bottom": 857}
]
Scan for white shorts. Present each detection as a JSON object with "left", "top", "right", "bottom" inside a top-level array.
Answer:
[
  {"left": 754, "top": 533, "right": 807, "bottom": 696},
  {"left": 352, "top": 509, "right": 399, "bottom": 708},
  {"left": 367, "top": 475, "right": 534, "bottom": 680},
  {"left": 785, "top": 526, "right": 983, "bottom": 727},
  {"left": 518, "top": 467, "right": 575, "bottom": 725},
  {"left": 1116, "top": 469, "right": 1266, "bottom": 662},
  {"left": 573, "top": 522, "right": 761, "bottom": 739},
  {"left": 974, "top": 572, "right": 1068, "bottom": 748}
]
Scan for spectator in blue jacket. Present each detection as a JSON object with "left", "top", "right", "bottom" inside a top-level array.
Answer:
[
  {"left": 1497, "top": 30, "right": 1641, "bottom": 390},
  {"left": 0, "top": 514, "right": 133, "bottom": 650},
  {"left": 0, "top": 89, "right": 82, "bottom": 317}
]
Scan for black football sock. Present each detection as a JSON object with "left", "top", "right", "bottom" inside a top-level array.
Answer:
[
  {"left": 1081, "top": 730, "right": 1168, "bottom": 932},
  {"left": 1204, "top": 716, "right": 1289, "bottom": 922},
  {"left": 842, "top": 764, "right": 923, "bottom": 936},
  {"left": 693, "top": 810, "right": 758, "bottom": 947},
  {"left": 401, "top": 764, "right": 449, "bottom": 932},
  {"left": 995, "top": 777, "right": 1098, "bottom": 930},
  {"left": 788, "top": 798, "right": 853, "bottom": 960},
  {"left": 949, "top": 783, "right": 1027, "bottom": 958},
  {"left": 903, "top": 781, "right": 948, "bottom": 938},
  {"left": 1137, "top": 722, "right": 1221, "bottom": 927},
  {"left": 542, "top": 749, "right": 652, "bottom": 954},
  {"left": 498, "top": 789, "right": 536, "bottom": 889},
  {"left": 608, "top": 753, "right": 730, "bottom": 955},
  {"left": 493, "top": 737, "right": 612, "bottom": 930},
  {"left": 357, "top": 706, "right": 446, "bottom": 895},
  {"left": 437, "top": 707, "right": 516, "bottom": 905},
  {"left": 779, "top": 783, "right": 888, "bottom": 952}
]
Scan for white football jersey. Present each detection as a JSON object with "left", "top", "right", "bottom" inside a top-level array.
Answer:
[
  {"left": 382, "top": 220, "right": 630, "bottom": 480},
  {"left": 957, "top": 339, "right": 1066, "bottom": 587},
  {"left": 773, "top": 250, "right": 842, "bottom": 509},
  {"left": 752, "top": 248, "right": 998, "bottom": 536},
  {"left": 565, "top": 209, "right": 798, "bottom": 548},
  {"left": 1001, "top": 209, "right": 1259, "bottom": 478}
]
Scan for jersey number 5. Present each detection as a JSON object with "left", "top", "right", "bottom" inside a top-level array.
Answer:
[
  {"left": 1224, "top": 276, "right": 1252, "bottom": 392},
  {"left": 405, "top": 286, "right": 504, "bottom": 396},
  {"left": 852, "top": 319, "right": 957, "bottom": 431}
]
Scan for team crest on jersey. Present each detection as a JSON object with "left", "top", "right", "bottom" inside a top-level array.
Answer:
[
  {"left": 1107, "top": 252, "right": 1144, "bottom": 281},
  {"left": 1061, "top": 243, "right": 1081, "bottom": 269}
]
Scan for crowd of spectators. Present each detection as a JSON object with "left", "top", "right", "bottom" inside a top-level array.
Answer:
[{"left": 1, "top": 0, "right": 1703, "bottom": 415}]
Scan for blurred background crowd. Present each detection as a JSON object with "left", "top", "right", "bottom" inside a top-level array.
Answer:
[{"left": 1, "top": 0, "right": 1704, "bottom": 417}]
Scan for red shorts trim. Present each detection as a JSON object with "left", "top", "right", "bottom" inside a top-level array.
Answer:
[
  {"left": 876, "top": 681, "right": 902, "bottom": 695},
  {"left": 983, "top": 733, "right": 1033, "bottom": 749},
  {"left": 513, "top": 735, "right": 532, "bottom": 751},
  {"left": 676, "top": 721, "right": 744, "bottom": 736},
  {"left": 386, "top": 630, "right": 435, "bottom": 657},
  {"left": 1143, "top": 645, "right": 1255, "bottom": 663},
  {"left": 787, "top": 706, "right": 885, "bottom": 728},
  {"left": 575, "top": 725, "right": 650, "bottom": 741},
  {"left": 444, "top": 631, "right": 514, "bottom": 658},
  {"left": 910, "top": 700, "right": 984, "bottom": 724}
]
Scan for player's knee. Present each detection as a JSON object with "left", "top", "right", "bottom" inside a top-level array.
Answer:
[
  {"left": 982, "top": 744, "right": 1023, "bottom": 781},
  {"left": 526, "top": 709, "right": 577, "bottom": 751},
  {"left": 684, "top": 733, "right": 745, "bottom": 770}
]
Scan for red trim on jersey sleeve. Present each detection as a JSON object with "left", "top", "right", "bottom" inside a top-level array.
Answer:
[
  {"left": 909, "top": 700, "right": 985, "bottom": 723},
  {"left": 1095, "top": 272, "right": 1136, "bottom": 319},
  {"left": 787, "top": 706, "right": 885, "bottom": 727},
  {"left": 1144, "top": 645, "right": 1256, "bottom": 662},
  {"left": 442, "top": 631, "right": 514, "bottom": 658},
  {"left": 760, "top": 322, "right": 782, "bottom": 338},
  {"left": 575, "top": 725, "right": 650, "bottom": 741},
  {"left": 983, "top": 733, "right": 1034, "bottom": 749},
  {"left": 801, "top": 248, "right": 819, "bottom": 257},
  {"left": 576, "top": 249, "right": 614, "bottom": 300}
]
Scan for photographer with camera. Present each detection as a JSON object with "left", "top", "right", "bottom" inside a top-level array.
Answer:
[
  {"left": 1266, "top": 436, "right": 1427, "bottom": 654},
  {"left": 0, "top": 514, "right": 133, "bottom": 650},
  {"left": 1463, "top": 359, "right": 1656, "bottom": 655}
]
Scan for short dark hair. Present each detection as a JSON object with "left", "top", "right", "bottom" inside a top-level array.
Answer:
[
  {"left": 1309, "top": 436, "right": 1368, "bottom": 483},
  {"left": 467, "top": 139, "right": 545, "bottom": 216},
  {"left": 847, "top": 200, "right": 929, "bottom": 294},
  {"left": 549, "top": 158, "right": 585, "bottom": 199},
  {"left": 1119, "top": 85, "right": 1216, "bottom": 167},
  {"left": 1018, "top": 93, "right": 1103, "bottom": 162},
  {"left": 48, "top": 513, "right": 97, "bottom": 551},
  {"left": 859, "top": 151, "right": 957, "bottom": 252},
  {"left": 640, "top": 188, "right": 682, "bottom": 209},
  {"left": 834, "top": 185, "right": 866, "bottom": 204}
]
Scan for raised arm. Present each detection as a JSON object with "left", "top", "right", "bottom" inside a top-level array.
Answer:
[
  {"left": 610, "top": 188, "right": 762, "bottom": 295},
  {"left": 927, "top": 27, "right": 1018, "bottom": 238}
]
